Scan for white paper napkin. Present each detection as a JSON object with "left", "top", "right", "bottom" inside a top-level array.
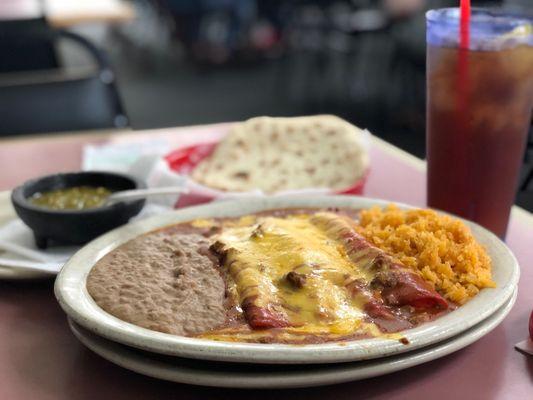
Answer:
[
  {"left": 0, "top": 203, "right": 171, "bottom": 274},
  {"left": 82, "top": 139, "right": 170, "bottom": 172}
]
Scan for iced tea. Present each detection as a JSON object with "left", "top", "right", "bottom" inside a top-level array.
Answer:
[{"left": 426, "top": 8, "right": 533, "bottom": 238}]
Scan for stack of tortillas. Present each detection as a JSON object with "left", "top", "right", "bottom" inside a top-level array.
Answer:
[{"left": 191, "top": 115, "right": 369, "bottom": 193}]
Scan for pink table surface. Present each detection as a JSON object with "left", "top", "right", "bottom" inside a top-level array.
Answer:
[{"left": 0, "top": 125, "right": 532, "bottom": 399}]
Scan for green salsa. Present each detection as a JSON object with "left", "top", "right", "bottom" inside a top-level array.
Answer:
[{"left": 29, "top": 186, "right": 112, "bottom": 210}]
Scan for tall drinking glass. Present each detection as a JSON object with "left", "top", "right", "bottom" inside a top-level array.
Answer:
[{"left": 426, "top": 8, "right": 533, "bottom": 238}]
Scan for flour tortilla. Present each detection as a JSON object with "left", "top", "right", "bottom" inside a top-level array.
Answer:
[{"left": 192, "top": 115, "right": 369, "bottom": 193}]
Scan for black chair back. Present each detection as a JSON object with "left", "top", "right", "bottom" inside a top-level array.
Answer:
[
  {"left": 0, "top": 30, "right": 128, "bottom": 136},
  {"left": 0, "top": 18, "right": 58, "bottom": 72}
]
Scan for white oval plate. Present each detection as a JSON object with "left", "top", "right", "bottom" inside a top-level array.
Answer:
[
  {"left": 69, "top": 289, "right": 516, "bottom": 388},
  {"left": 55, "top": 196, "right": 520, "bottom": 364}
]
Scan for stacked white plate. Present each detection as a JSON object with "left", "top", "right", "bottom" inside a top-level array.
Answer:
[{"left": 55, "top": 196, "right": 520, "bottom": 389}]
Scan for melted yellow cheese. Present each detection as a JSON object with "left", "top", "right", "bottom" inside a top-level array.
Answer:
[
  {"left": 190, "top": 218, "right": 217, "bottom": 228},
  {"left": 212, "top": 215, "right": 380, "bottom": 337},
  {"left": 190, "top": 215, "right": 260, "bottom": 229},
  {"left": 199, "top": 322, "right": 385, "bottom": 342}
]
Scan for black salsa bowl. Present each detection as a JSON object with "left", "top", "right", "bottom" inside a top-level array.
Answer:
[{"left": 11, "top": 171, "right": 146, "bottom": 248}]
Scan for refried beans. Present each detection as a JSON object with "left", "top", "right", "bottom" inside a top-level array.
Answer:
[{"left": 86, "top": 228, "right": 226, "bottom": 335}]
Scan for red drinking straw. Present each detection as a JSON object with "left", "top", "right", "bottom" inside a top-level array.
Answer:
[
  {"left": 457, "top": 0, "right": 470, "bottom": 115},
  {"left": 460, "top": 0, "right": 471, "bottom": 49},
  {"left": 457, "top": 0, "right": 471, "bottom": 216},
  {"left": 458, "top": 0, "right": 470, "bottom": 99}
]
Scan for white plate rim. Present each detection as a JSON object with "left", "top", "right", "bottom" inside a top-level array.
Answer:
[
  {"left": 68, "top": 288, "right": 517, "bottom": 389},
  {"left": 55, "top": 195, "right": 520, "bottom": 364}
]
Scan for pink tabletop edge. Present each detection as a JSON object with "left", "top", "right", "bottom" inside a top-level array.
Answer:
[{"left": 0, "top": 124, "right": 532, "bottom": 400}]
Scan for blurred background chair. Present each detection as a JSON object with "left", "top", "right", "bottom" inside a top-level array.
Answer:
[
  {"left": 0, "top": 28, "right": 128, "bottom": 136},
  {"left": 0, "top": 17, "right": 58, "bottom": 72}
]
